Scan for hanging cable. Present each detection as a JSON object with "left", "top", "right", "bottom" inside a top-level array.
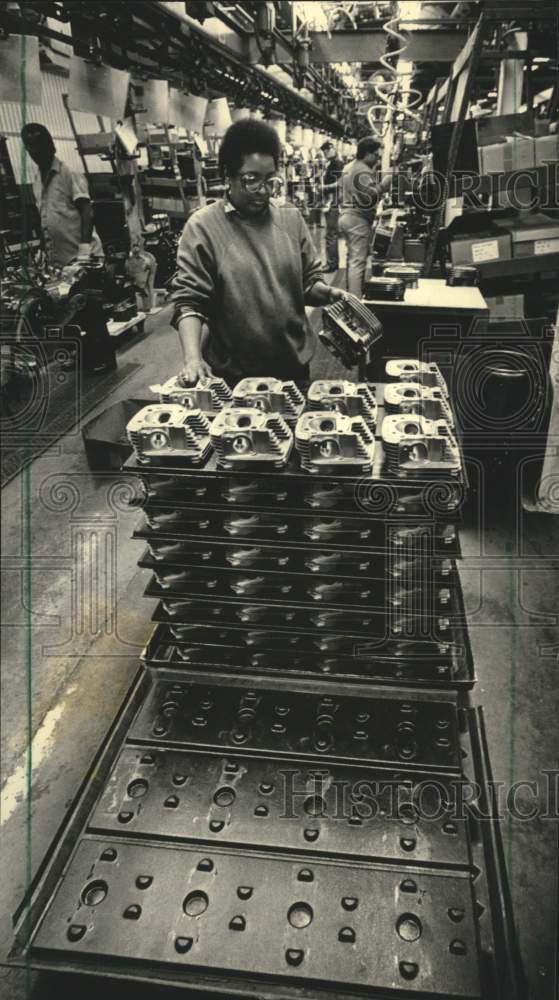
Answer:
[{"left": 366, "top": 5, "right": 423, "bottom": 139}]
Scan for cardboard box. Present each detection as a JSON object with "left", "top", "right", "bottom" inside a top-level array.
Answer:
[
  {"left": 503, "top": 213, "right": 559, "bottom": 257},
  {"left": 514, "top": 237, "right": 559, "bottom": 258},
  {"left": 479, "top": 142, "right": 507, "bottom": 174},
  {"left": 535, "top": 134, "right": 559, "bottom": 166},
  {"left": 504, "top": 134, "right": 535, "bottom": 171},
  {"left": 493, "top": 181, "right": 535, "bottom": 211},
  {"left": 450, "top": 229, "right": 512, "bottom": 266},
  {"left": 485, "top": 294, "right": 524, "bottom": 318}
]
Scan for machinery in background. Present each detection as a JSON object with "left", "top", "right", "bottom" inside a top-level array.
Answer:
[{"left": 142, "top": 214, "right": 179, "bottom": 289}]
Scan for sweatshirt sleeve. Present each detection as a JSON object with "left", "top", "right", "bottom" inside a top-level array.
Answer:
[
  {"left": 299, "top": 213, "right": 324, "bottom": 299},
  {"left": 170, "top": 214, "right": 217, "bottom": 328}
]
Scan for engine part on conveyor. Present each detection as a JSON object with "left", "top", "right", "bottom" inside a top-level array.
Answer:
[
  {"left": 383, "top": 264, "right": 421, "bottom": 288},
  {"left": 386, "top": 359, "right": 449, "bottom": 395},
  {"left": 126, "top": 405, "right": 211, "bottom": 465},
  {"left": 307, "top": 380, "right": 378, "bottom": 431},
  {"left": 232, "top": 378, "right": 305, "bottom": 423},
  {"left": 363, "top": 275, "right": 405, "bottom": 300},
  {"left": 90, "top": 745, "right": 469, "bottom": 865},
  {"left": 384, "top": 382, "right": 454, "bottom": 426},
  {"left": 320, "top": 293, "right": 383, "bottom": 366},
  {"left": 382, "top": 415, "right": 461, "bottom": 479},
  {"left": 295, "top": 412, "right": 375, "bottom": 475},
  {"left": 210, "top": 407, "right": 293, "bottom": 469},
  {"left": 149, "top": 375, "right": 232, "bottom": 417},
  {"left": 129, "top": 678, "right": 460, "bottom": 770},
  {"left": 447, "top": 265, "right": 479, "bottom": 286}
]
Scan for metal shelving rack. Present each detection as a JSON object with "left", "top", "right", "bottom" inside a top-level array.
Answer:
[{"left": 420, "top": 1, "right": 559, "bottom": 278}]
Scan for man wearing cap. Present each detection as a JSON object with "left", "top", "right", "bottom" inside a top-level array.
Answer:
[
  {"left": 339, "top": 136, "right": 393, "bottom": 296},
  {"left": 20, "top": 123, "right": 115, "bottom": 374},
  {"left": 171, "top": 120, "right": 345, "bottom": 386},
  {"left": 320, "top": 140, "right": 344, "bottom": 273}
]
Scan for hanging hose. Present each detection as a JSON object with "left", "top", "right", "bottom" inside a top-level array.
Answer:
[{"left": 367, "top": 8, "right": 423, "bottom": 139}]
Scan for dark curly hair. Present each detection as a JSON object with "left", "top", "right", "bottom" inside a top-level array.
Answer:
[
  {"left": 218, "top": 120, "right": 281, "bottom": 178},
  {"left": 356, "top": 136, "right": 381, "bottom": 160}
]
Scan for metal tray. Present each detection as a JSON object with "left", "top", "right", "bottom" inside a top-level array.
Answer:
[
  {"left": 140, "top": 552, "right": 461, "bottom": 615},
  {"left": 8, "top": 670, "right": 523, "bottom": 1000},
  {"left": 127, "top": 677, "right": 462, "bottom": 772},
  {"left": 89, "top": 744, "right": 472, "bottom": 866},
  {"left": 135, "top": 507, "right": 462, "bottom": 555},
  {"left": 144, "top": 572, "right": 467, "bottom": 628},
  {"left": 142, "top": 621, "right": 475, "bottom": 690},
  {"left": 138, "top": 536, "right": 459, "bottom": 585},
  {"left": 127, "top": 463, "right": 466, "bottom": 520}
]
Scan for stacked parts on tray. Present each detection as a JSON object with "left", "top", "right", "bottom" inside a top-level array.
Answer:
[{"left": 11, "top": 364, "right": 524, "bottom": 1000}]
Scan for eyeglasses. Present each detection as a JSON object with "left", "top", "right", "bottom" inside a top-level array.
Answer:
[{"left": 239, "top": 173, "right": 284, "bottom": 195}]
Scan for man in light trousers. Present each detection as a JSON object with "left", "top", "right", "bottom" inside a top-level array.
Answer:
[{"left": 339, "top": 136, "right": 392, "bottom": 297}]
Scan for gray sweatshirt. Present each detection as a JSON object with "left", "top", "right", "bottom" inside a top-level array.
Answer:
[{"left": 171, "top": 199, "right": 324, "bottom": 382}]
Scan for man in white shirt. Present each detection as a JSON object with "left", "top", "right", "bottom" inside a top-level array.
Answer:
[{"left": 21, "top": 123, "right": 114, "bottom": 373}]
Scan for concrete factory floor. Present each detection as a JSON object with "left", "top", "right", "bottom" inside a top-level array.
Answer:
[{"left": 1, "top": 265, "right": 558, "bottom": 1000}]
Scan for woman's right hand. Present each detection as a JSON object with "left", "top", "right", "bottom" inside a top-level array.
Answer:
[{"left": 180, "top": 358, "right": 213, "bottom": 386}]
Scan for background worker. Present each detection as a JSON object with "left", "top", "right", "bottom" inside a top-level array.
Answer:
[
  {"left": 171, "top": 120, "right": 345, "bottom": 386},
  {"left": 20, "top": 123, "right": 115, "bottom": 374},
  {"left": 339, "top": 136, "right": 393, "bottom": 297},
  {"left": 320, "top": 139, "right": 344, "bottom": 272}
]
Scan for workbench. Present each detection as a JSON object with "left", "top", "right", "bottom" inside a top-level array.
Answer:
[
  {"left": 363, "top": 278, "right": 489, "bottom": 320},
  {"left": 362, "top": 278, "right": 489, "bottom": 380}
]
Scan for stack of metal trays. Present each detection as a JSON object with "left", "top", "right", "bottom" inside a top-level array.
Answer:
[{"left": 8, "top": 371, "right": 524, "bottom": 1000}]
